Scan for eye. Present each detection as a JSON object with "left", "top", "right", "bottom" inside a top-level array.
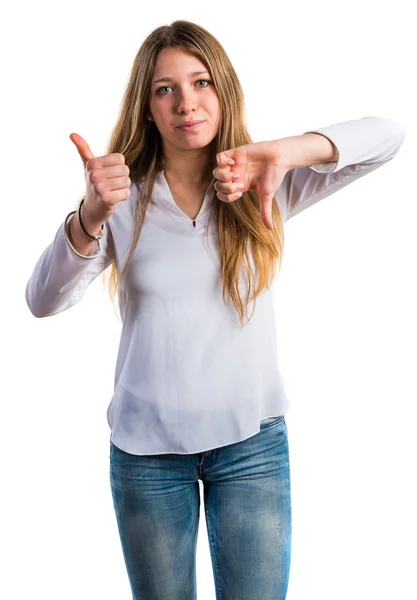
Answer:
[
  {"left": 196, "top": 79, "right": 211, "bottom": 88},
  {"left": 156, "top": 79, "right": 213, "bottom": 95}
]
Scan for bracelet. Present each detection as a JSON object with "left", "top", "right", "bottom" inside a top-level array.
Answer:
[{"left": 78, "top": 198, "right": 105, "bottom": 241}]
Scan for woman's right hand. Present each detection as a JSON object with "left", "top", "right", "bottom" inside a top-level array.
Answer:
[{"left": 69, "top": 133, "right": 131, "bottom": 225}]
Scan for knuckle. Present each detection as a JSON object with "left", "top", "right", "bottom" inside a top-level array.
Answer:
[
  {"left": 94, "top": 182, "right": 104, "bottom": 195},
  {"left": 117, "top": 153, "right": 125, "bottom": 164},
  {"left": 89, "top": 171, "right": 99, "bottom": 184}
]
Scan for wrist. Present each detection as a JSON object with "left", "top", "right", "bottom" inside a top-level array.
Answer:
[
  {"left": 69, "top": 211, "right": 100, "bottom": 246},
  {"left": 79, "top": 201, "right": 105, "bottom": 239}
]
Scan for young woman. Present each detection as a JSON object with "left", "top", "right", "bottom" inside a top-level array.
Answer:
[{"left": 25, "top": 19, "right": 405, "bottom": 600}]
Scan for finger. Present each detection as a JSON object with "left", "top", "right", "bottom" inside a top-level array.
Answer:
[
  {"left": 212, "top": 167, "right": 229, "bottom": 181},
  {"left": 214, "top": 179, "right": 244, "bottom": 195},
  {"left": 70, "top": 133, "right": 125, "bottom": 170},
  {"left": 69, "top": 133, "right": 95, "bottom": 168},
  {"left": 215, "top": 190, "right": 243, "bottom": 203},
  {"left": 216, "top": 151, "right": 235, "bottom": 167},
  {"left": 213, "top": 166, "right": 241, "bottom": 183}
]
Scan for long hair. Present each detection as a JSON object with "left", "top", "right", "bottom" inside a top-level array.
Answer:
[{"left": 75, "top": 20, "right": 285, "bottom": 327}]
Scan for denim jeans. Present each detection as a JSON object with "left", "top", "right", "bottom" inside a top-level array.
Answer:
[{"left": 109, "top": 415, "right": 292, "bottom": 599}]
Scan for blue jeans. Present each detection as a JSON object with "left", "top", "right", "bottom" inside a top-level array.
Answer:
[{"left": 109, "top": 415, "right": 292, "bottom": 599}]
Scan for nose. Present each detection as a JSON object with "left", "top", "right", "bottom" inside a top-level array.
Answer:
[{"left": 176, "top": 85, "right": 198, "bottom": 114}]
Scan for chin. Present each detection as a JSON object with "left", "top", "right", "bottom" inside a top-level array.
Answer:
[{"left": 177, "top": 137, "right": 212, "bottom": 148}]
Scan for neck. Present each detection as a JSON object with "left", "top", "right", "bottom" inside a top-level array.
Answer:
[{"left": 161, "top": 142, "right": 216, "bottom": 188}]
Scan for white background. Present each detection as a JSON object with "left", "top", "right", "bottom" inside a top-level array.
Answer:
[{"left": 2, "top": 0, "right": 416, "bottom": 598}]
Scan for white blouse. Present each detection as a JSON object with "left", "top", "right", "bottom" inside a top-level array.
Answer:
[{"left": 25, "top": 116, "right": 405, "bottom": 455}]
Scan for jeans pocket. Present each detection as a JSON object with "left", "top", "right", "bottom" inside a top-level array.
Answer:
[{"left": 260, "top": 415, "right": 285, "bottom": 429}]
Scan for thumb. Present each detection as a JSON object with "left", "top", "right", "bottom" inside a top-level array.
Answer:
[
  {"left": 259, "top": 194, "right": 274, "bottom": 230},
  {"left": 69, "top": 132, "right": 95, "bottom": 168}
]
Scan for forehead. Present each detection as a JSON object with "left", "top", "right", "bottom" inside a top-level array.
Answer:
[{"left": 152, "top": 47, "right": 207, "bottom": 77}]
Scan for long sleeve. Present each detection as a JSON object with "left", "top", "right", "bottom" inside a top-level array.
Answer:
[
  {"left": 277, "top": 116, "right": 406, "bottom": 222},
  {"left": 25, "top": 210, "right": 115, "bottom": 318}
]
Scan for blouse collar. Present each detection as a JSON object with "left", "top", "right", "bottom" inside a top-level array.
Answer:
[{"left": 152, "top": 170, "right": 216, "bottom": 230}]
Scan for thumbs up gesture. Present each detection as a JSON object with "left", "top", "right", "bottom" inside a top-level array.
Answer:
[{"left": 69, "top": 133, "right": 131, "bottom": 225}]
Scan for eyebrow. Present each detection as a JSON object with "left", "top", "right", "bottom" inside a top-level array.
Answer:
[{"left": 152, "top": 71, "right": 210, "bottom": 86}]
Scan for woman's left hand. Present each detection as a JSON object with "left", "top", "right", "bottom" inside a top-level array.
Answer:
[{"left": 213, "top": 140, "right": 289, "bottom": 230}]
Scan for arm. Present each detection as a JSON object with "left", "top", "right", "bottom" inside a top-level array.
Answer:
[
  {"left": 277, "top": 132, "right": 339, "bottom": 171},
  {"left": 25, "top": 211, "right": 115, "bottom": 318},
  {"left": 275, "top": 116, "right": 406, "bottom": 222}
]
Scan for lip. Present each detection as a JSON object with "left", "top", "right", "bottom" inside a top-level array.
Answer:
[{"left": 177, "top": 120, "right": 205, "bottom": 131}]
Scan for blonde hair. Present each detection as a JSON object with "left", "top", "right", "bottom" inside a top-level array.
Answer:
[{"left": 76, "top": 20, "right": 285, "bottom": 327}]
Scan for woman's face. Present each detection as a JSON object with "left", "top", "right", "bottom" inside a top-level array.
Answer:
[{"left": 148, "top": 47, "right": 221, "bottom": 154}]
